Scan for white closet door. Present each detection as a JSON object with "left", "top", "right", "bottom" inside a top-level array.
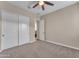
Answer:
[
  {"left": 19, "top": 15, "right": 30, "bottom": 45},
  {"left": 1, "top": 11, "right": 18, "bottom": 50}
]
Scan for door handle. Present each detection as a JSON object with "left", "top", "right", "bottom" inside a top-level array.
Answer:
[{"left": 2, "top": 34, "right": 5, "bottom": 37}]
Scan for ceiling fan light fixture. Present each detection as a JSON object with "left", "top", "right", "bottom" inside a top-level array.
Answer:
[
  {"left": 32, "top": 1, "right": 54, "bottom": 11},
  {"left": 39, "top": 1, "right": 44, "bottom": 6}
]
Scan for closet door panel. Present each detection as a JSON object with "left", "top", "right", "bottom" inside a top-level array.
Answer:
[
  {"left": 19, "top": 15, "right": 30, "bottom": 45},
  {"left": 1, "top": 11, "right": 18, "bottom": 50}
]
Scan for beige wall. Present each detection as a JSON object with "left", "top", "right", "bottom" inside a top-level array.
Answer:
[
  {"left": 0, "top": 11, "right": 1, "bottom": 50},
  {"left": 42, "top": 3, "right": 79, "bottom": 49},
  {"left": 0, "top": 2, "right": 38, "bottom": 43}
]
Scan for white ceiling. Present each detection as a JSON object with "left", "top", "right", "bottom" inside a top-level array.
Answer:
[{"left": 7, "top": 1, "right": 78, "bottom": 16}]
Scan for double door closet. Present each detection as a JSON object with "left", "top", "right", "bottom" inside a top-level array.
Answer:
[{"left": 0, "top": 11, "right": 30, "bottom": 51}]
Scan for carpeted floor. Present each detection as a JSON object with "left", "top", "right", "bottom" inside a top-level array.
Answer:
[{"left": 0, "top": 40, "right": 79, "bottom": 58}]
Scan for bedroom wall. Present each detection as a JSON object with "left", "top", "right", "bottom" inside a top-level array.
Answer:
[
  {"left": 41, "top": 2, "right": 79, "bottom": 49},
  {"left": 0, "top": 2, "right": 38, "bottom": 44},
  {"left": 0, "top": 11, "right": 1, "bottom": 50}
]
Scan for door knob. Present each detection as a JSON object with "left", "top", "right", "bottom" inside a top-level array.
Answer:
[{"left": 2, "top": 34, "right": 5, "bottom": 37}]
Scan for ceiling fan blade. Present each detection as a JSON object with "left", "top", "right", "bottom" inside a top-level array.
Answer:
[
  {"left": 42, "top": 5, "right": 45, "bottom": 10},
  {"left": 44, "top": 1, "right": 54, "bottom": 6},
  {"left": 33, "top": 3, "right": 39, "bottom": 8}
]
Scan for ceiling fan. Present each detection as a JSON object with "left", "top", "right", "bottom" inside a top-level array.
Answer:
[{"left": 32, "top": 1, "right": 54, "bottom": 11}]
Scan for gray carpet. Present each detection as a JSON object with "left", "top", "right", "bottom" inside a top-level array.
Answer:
[{"left": 0, "top": 40, "right": 79, "bottom": 58}]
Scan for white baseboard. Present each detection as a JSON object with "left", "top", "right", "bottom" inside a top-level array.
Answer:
[{"left": 46, "top": 40, "right": 79, "bottom": 51}]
